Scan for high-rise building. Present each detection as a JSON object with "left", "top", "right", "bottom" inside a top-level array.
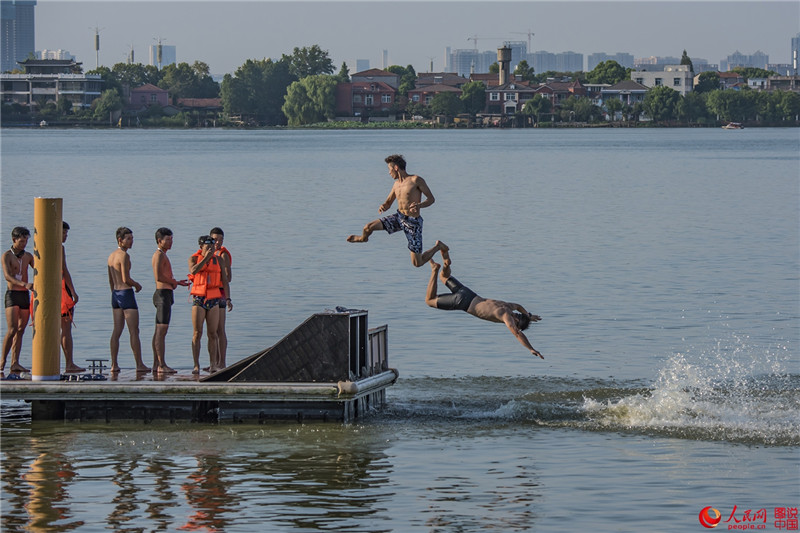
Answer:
[
  {"left": 356, "top": 59, "right": 370, "bottom": 73},
  {"left": 791, "top": 33, "right": 799, "bottom": 74},
  {"left": 587, "top": 52, "right": 634, "bottom": 71},
  {"left": 1, "top": 0, "right": 36, "bottom": 73},
  {"left": 449, "top": 48, "right": 495, "bottom": 77},
  {"left": 720, "top": 50, "right": 768, "bottom": 71},
  {"left": 39, "top": 49, "right": 74, "bottom": 60},
  {"left": 148, "top": 44, "right": 176, "bottom": 68},
  {"left": 501, "top": 40, "right": 527, "bottom": 73}
]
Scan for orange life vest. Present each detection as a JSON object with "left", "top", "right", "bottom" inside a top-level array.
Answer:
[
  {"left": 188, "top": 250, "right": 223, "bottom": 300},
  {"left": 62, "top": 278, "right": 75, "bottom": 316},
  {"left": 215, "top": 246, "right": 231, "bottom": 266}
]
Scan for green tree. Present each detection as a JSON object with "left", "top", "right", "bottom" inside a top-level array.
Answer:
[
  {"left": 336, "top": 61, "right": 350, "bottom": 83},
  {"left": 488, "top": 62, "right": 499, "bottom": 74},
  {"left": 220, "top": 57, "right": 296, "bottom": 125},
  {"left": 677, "top": 91, "right": 709, "bottom": 123},
  {"left": 604, "top": 97, "right": 623, "bottom": 120},
  {"left": 778, "top": 91, "right": 800, "bottom": 121},
  {"left": 282, "top": 74, "right": 338, "bottom": 126},
  {"left": 693, "top": 71, "right": 720, "bottom": 94},
  {"left": 513, "top": 60, "right": 535, "bottom": 82},
  {"left": 91, "top": 89, "right": 122, "bottom": 121},
  {"left": 387, "top": 65, "right": 417, "bottom": 97},
  {"left": 559, "top": 95, "right": 598, "bottom": 122},
  {"left": 521, "top": 93, "right": 551, "bottom": 121},
  {"left": 460, "top": 81, "right": 486, "bottom": 115},
  {"left": 286, "top": 45, "right": 334, "bottom": 79},
  {"left": 680, "top": 50, "right": 694, "bottom": 72},
  {"left": 642, "top": 85, "right": 680, "bottom": 122},
  {"left": 732, "top": 67, "right": 777, "bottom": 81},
  {"left": 87, "top": 66, "right": 123, "bottom": 99},
  {"left": 430, "top": 92, "right": 462, "bottom": 118},
  {"left": 111, "top": 62, "right": 161, "bottom": 87},
  {"left": 586, "top": 60, "right": 627, "bottom": 85},
  {"left": 158, "top": 61, "right": 219, "bottom": 103}
]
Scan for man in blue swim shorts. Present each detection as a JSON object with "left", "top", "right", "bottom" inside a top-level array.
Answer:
[
  {"left": 347, "top": 154, "right": 449, "bottom": 267},
  {"left": 425, "top": 255, "right": 544, "bottom": 359},
  {"left": 107, "top": 227, "right": 149, "bottom": 373}
]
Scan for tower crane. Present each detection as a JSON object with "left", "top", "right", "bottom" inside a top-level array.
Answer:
[
  {"left": 467, "top": 35, "right": 506, "bottom": 51},
  {"left": 511, "top": 29, "right": 534, "bottom": 51}
]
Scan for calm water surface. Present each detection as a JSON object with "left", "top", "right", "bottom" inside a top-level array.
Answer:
[{"left": 1, "top": 128, "right": 798, "bottom": 531}]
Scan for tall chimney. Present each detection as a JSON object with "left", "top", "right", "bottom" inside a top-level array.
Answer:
[{"left": 498, "top": 46, "right": 512, "bottom": 85}]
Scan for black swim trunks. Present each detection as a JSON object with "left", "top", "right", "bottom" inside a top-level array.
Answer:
[
  {"left": 153, "top": 289, "right": 174, "bottom": 324},
  {"left": 435, "top": 277, "right": 478, "bottom": 312},
  {"left": 380, "top": 211, "right": 423, "bottom": 254},
  {"left": 4, "top": 289, "right": 30, "bottom": 310}
]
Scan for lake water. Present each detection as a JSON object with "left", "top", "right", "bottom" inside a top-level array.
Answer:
[{"left": 1, "top": 127, "right": 798, "bottom": 531}]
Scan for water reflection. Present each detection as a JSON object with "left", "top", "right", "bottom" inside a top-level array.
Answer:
[
  {"left": 6, "top": 437, "right": 84, "bottom": 531},
  {"left": 1, "top": 424, "right": 395, "bottom": 531}
]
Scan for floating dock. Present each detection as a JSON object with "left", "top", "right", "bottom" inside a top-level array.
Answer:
[{"left": 0, "top": 309, "right": 398, "bottom": 423}]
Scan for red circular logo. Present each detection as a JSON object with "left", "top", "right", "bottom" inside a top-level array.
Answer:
[{"left": 699, "top": 507, "right": 722, "bottom": 528}]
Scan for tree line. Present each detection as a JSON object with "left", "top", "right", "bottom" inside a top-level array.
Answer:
[{"left": 4, "top": 45, "right": 798, "bottom": 126}]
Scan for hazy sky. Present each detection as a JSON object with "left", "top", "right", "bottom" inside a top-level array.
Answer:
[{"left": 35, "top": 1, "right": 800, "bottom": 76}]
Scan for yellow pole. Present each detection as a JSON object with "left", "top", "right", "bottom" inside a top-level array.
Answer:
[{"left": 31, "top": 198, "right": 62, "bottom": 381}]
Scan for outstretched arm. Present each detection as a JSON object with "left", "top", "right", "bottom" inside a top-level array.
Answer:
[{"left": 502, "top": 311, "right": 543, "bottom": 359}]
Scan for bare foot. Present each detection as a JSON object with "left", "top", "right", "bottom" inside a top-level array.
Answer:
[
  {"left": 10, "top": 364, "right": 29, "bottom": 373},
  {"left": 430, "top": 260, "right": 441, "bottom": 271},
  {"left": 529, "top": 314, "right": 542, "bottom": 322},
  {"left": 346, "top": 235, "right": 367, "bottom": 243},
  {"left": 202, "top": 366, "right": 210, "bottom": 372},
  {"left": 65, "top": 365, "right": 86, "bottom": 373},
  {"left": 158, "top": 365, "right": 177, "bottom": 374},
  {"left": 111, "top": 365, "right": 121, "bottom": 373},
  {"left": 192, "top": 366, "right": 200, "bottom": 375},
  {"left": 136, "top": 365, "right": 151, "bottom": 373},
  {"left": 436, "top": 240, "right": 449, "bottom": 259},
  {"left": 531, "top": 349, "right": 544, "bottom": 360}
]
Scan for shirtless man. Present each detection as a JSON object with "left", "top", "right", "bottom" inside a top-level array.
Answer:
[
  {"left": 151, "top": 227, "right": 189, "bottom": 374},
  {"left": 61, "top": 222, "right": 85, "bottom": 373},
  {"left": 347, "top": 154, "right": 448, "bottom": 267},
  {"left": 107, "top": 227, "right": 148, "bottom": 373},
  {"left": 1, "top": 227, "right": 34, "bottom": 374},
  {"left": 426, "top": 257, "right": 544, "bottom": 359}
]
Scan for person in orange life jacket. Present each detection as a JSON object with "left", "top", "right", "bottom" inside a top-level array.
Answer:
[
  {"left": 188, "top": 235, "right": 231, "bottom": 375},
  {"left": 60, "top": 221, "right": 85, "bottom": 373},
  {"left": 209, "top": 227, "right": 232, "bottom": 369}
]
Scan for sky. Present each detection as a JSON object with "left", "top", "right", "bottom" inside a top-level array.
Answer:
[{"left": 34, "top": 1, "right": 800, "bottom": 77}]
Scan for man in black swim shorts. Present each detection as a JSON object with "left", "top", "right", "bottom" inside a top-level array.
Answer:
[
  {"left": 2, "top": 226, "right": 34, "bottom": 374},
  {"left": 151, "top": 227, "right": 189, "bottom": 374},
  {"left": 425, "top": 257, "right": 544, "bottom": 359}
]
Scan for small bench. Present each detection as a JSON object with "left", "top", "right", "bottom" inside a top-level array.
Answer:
[{"left": 86, "top": 358, "right": 109, "bottom": 375}]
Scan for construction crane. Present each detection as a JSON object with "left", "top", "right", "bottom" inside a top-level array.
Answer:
[
  {"left": 511, "top": 29, "right": 534, "bottom": 51},
  {"left": 467, "top": 35, "right": 506, "bottom": 51}
]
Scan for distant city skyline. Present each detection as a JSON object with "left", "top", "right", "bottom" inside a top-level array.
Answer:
[{"left": 32, "top": 1, "right": 800, "bottom": 76}]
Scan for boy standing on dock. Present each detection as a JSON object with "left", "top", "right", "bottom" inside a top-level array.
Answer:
[
  {"left": 347, "top": 154, "right": 448, "bottom": 267},
  {"left": 151, "top": 227, "right": 188, "bottom": 374},
  {"left": 2, "top": 226, "right": 34, "bottom": 374},
  {"left": 60, "top": 222, "right": 84, "bottom": 373},
  {"left": 210, "top": 227, "right": 232, "bottom": 369},
  {"left": 108, "top": 227, "right": 149, "bottom": 373}
]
